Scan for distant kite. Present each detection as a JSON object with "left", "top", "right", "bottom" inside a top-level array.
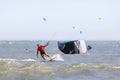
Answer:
[
  {"left": 72, "top": 26, "right": 75, "bottom": 29},
  {"left": 80, "top": 31, "right": 82, "bottom": 34},
  {"left": 80, "top": 29, "right": 83, "bottom": 34},
  {"left": 43, "top": 17, "right": 46, "bottom": 21},
  {"left": 98, "top": 17, "right": 102, "bottom": 20}
]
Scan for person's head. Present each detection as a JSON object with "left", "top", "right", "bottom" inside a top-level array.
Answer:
[{"left": 37, "top": 44, "right": 39, "bottom": 47}]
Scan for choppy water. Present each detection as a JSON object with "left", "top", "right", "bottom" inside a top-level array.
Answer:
[{"left": 0, "top": 40, "right": 120, "bottom": 80}]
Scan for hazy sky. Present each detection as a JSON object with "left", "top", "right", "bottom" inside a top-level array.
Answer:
[{"left": 0, "top": 0, "right": 120, "bottom": 40}]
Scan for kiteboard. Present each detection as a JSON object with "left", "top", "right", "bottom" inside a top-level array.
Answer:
[
  {"left": 45, "top": 54, "right": 64, "bottom": 62},
  {"left": 47, "top": 56, "right": 57, "bottom": 61}
]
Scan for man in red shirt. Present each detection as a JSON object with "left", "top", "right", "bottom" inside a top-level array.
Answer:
[{"left": 36, "top": 42, "right": 52, "bottom": 61}]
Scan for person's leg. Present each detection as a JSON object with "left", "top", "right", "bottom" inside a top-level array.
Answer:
[
  {"left": 45, "top": 52, "right": 52, "bottom": 60},
  {"left": 41, "top": 54, "right": 46, "bottom": 61},
  {"left": 44, "top": 52, "right": 49, "bottom": 57}
]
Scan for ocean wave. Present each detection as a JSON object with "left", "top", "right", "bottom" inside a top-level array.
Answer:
[
  {"left": 0, "top": 61, "right": 52, "bottom": 75},
  {"left": 68, "top": 63, "right": 120, "bottom": 71},
  {"left": 0, "top": 59, "right": 120, "bottom": 75},
  {"left": 0, "top": 58, "right": 36, "bottom": 62},
  {"left": 0, "top": 60, "right": 120, "bottom": 80}
]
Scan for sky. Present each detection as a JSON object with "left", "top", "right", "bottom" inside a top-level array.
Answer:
[{"left": 0, "top": 0, "right": 120, "bottom": 40}]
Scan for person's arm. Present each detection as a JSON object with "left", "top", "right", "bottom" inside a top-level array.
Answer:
[
  {"left": 44, "top": 42, "right": 50, "bottom": 47},
  {"left": 36, "top": 49, "right": 39, "bottom": 58}
]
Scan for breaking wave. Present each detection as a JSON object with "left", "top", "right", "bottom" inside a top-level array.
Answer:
[
  {"left": 0, "top": 58, "right": 120, "bottom": 75},
  {"left": 0, "top": 58, "right": 120, "bottom": 80}
]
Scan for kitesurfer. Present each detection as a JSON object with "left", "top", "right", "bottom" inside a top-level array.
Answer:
[
  {"left": 87, "top": 45, "right": 92, "bottom": 50},
  {"left": 36, "top": 42, "right": 52, "bottom": 61}
]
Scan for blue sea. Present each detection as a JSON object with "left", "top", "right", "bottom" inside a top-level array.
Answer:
[{"left": 0, "top": 40, "right": 120, "bottom": 80}]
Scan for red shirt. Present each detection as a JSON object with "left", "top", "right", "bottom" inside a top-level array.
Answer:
[
  {"left": 37, "top": 45, "right": 46, "bottom": 54},
  {"left": 37, "top": 45, "right": 44, "bottom": 51}
]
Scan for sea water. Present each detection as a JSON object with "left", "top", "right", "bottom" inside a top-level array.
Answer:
[{"left": 0, "top": 40, "right": 120, "bottom": 80}]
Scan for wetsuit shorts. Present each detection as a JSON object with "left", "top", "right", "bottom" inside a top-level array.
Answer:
[{"left": 40, "top": 50, "right": 46, "bottom": 55}]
